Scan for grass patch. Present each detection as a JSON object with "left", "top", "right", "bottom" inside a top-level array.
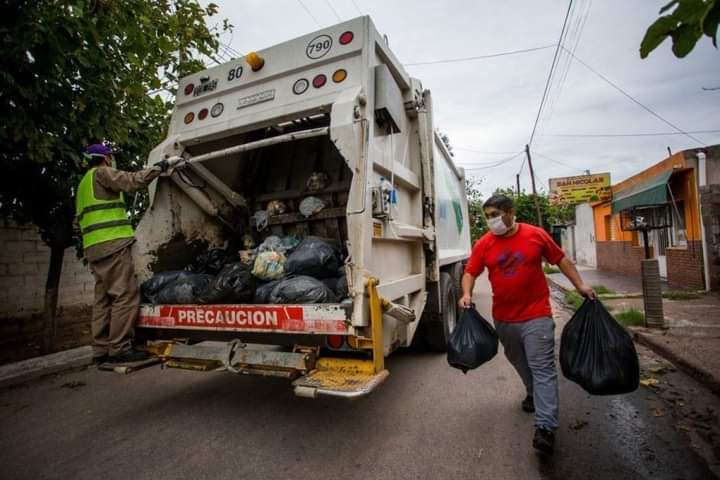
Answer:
[
  {"left": 663, "top": 291, "right": 701, "bottom": 301},
  {"left": 564, "top": 290, "right": 585, "bottom": 310},
  {"left": 543, "top": 265, "right": 561, "bottom": 274},
  {"left": 615, "top": 308, "right": 645, "bottom": 327},
  {"left": 592, "top": 284, "right": 615, "bottom": 295}
]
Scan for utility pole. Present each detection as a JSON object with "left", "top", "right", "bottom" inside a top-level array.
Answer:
[
  {"left": 525, "top": 144, "right": 543, "bottom": 227},
  {"left": 516, "top": 174, "right": 521, "bottom": 197}
]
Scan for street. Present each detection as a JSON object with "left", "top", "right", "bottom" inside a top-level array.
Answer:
[{"left": 1, "top": 274, "right": 718, "bottom": 480}]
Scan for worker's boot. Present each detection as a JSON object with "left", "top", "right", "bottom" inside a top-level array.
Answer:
[
  {"left": 109, "top": 348, "right": 149, "bottom": 364},
  {"left": 533, "top": 427, "right": 555, "bottom": 454},
  {"left": 521, "top": 395, "right": 535, "bottom": 413}
]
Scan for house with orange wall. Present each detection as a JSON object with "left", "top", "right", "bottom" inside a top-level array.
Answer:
[{"left": 592, "top": 146, "right": 719, "bottom": 291}]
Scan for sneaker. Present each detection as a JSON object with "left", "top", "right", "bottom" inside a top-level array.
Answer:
[
  {"left": 533, "top": 427, "right": 555, "bottom": 454},
  {"left": 109, "top": 348, "right": 150, "bottom": 364},
  {"left": 522, "top": 395, "right": 535, "bottom": 413}
]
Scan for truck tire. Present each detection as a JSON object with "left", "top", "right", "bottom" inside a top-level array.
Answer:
[
  {"left": 424, "top": 272, "right": 457, "bottom": 352},
  {"left": 446, "top": 261, "right": 465, "bottom": 311}
]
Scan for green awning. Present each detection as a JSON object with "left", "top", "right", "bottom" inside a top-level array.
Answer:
[{"left": 611, "top": 170, "right": 672, "bottom": 213}]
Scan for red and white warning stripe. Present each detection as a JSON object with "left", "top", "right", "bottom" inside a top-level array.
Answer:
[{"left": 138, "top": 304, "right": 350, "bottom": 335}]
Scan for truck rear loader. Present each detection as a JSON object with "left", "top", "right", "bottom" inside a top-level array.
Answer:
[{"left": 133, "top": 16, "right": 471, "bottom": 398}]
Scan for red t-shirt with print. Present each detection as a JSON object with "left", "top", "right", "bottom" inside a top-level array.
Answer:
[{"left": 464, "top": 223, "right": 565, "bottom": 323}]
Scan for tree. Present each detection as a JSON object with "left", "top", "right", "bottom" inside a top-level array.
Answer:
[
  {"left": 493, "top": 189, "right": 574, "bottom": 232},
  {"left": 0, "top": 0, "right": 230, "bottom": 351},
  {"left": 466, "top": 178, "right": 487, "bottom": 242},
  {"left": 641, "top": 0, "right": 719, "bottom": 58}
]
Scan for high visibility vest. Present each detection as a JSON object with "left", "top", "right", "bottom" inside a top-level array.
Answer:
[{"left": 75, "top": 168, "right": 134, "bottom": 250}]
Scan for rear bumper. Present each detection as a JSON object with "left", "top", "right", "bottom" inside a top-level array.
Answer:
[{"left": 138, "top": 303, "right": 351, "bottom": 335}]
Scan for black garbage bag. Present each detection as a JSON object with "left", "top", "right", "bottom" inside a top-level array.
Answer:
[
  {"left": 447, "top": 307, "right": 498, "bottom": 373},
  {"left": 268, "top": 276, "right": 338, "bottom": 304},
  {"left": 335, "top": 274, "right": 348, "bottom": 298},
  {"left": 200, "top": 263, "right": 256, "bottom": 303},
  {"left": 285, "top": 237, "right": 342, "bottom": 279},
  {"left": 560, "top": 299, "right": 640, "bottom": 395},
  {"left": 186, "top": 248, "right": 235, "bottom": 275},
  {"left": 254, "top": 279, "right": 283, "bottom": 304},
  {"left": 141, "top": 271, "right": 196, "bottom": 304},
  {"left": 321, "top": 277, "right": 340, "bottom": 292},
  {"left": 154, "top": 274, "right": 214, "bottom": 304}
]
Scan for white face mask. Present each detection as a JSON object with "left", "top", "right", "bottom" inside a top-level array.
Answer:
[{"left": 488, "top": 215, "right": 515, "bottom": 236}]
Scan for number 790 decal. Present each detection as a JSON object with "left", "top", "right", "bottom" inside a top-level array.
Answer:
[{"left": 306, "top": 34, "right": 333, "bottom": 59}]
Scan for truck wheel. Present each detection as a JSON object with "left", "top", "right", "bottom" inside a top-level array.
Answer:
[
  {"left": 424, "top": 272, "right": 457, "bottom": 352},
  {"left": 446, "top": 261, "right": 465, "bottom": 315}
]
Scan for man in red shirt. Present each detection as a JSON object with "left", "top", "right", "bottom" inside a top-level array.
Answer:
[{"left": 459, "top": 194, "right": 595, "bottom": 454}]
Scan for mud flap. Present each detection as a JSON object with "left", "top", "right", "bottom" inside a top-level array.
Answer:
[{"left": 292, "top": 357, "right": 389, "bottom": 399}]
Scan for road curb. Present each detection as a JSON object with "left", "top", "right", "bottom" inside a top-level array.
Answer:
[
  {"left": 0, "top": 346, "right": 93, "bottom": 389},
  {"left": 631, "top": 329, "right": 720, "bottom": 396},
  {"left": 546, "top": 275, "right": 569, "bottom": 294}
]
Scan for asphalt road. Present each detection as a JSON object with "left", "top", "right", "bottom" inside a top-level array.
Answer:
[{"left": 1, "top": 275, "right": 718, "bottom": 480}]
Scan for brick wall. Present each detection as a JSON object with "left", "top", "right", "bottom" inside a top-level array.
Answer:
[
  {"left": 596, "top": 241, "right": 649, "bottom": 276},
  {"left": 0, "top": 221, "right": 94, "bottom": 319},
  {"left": 701, "top": 184, "right": 720, "bottom": 291},
  {"left": 666, "top": 241, "right": 705, "bottom": 290}
]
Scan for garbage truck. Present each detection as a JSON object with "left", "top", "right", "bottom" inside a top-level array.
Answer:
[{"left": 133, "top": 16, "right": 471, "bottom": 398}]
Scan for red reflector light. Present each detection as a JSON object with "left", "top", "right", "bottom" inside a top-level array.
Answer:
[
  {"left": 184, "top": 83, "right": 194, "bottom": 96},
  {"left": 327, "top": 335, "right": 344, "bottom": 349},
  {"left": 339, "top": 31, "right": 354, "bottom": 45},
  {"left": 312, "top": 74, "right": 327, "bottom": 88},
  {"left": 198, "top": 108, "right": 209, "bottom": 120}
]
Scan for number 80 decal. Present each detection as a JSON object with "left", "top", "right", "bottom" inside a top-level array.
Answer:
[
  {"left": 227, "top": 65, "right": 243, "bottom": 82},
  {"left": 306, "top": 34, "right": 332, "bottom": 59}
]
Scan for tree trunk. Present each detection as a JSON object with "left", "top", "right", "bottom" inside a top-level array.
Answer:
[{"left": 41, "top": 244, "right": 65, "bottom": 354}]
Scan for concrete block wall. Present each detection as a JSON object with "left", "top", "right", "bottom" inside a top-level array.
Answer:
[
  {"left": 0, "top": 222, "right": 94, "bottom": 319},
  {"left": 666, "top": 241, "right": 705, "bottom": 291},
  {"left": 596, "top": 241, "right": 649, "bottom": 276}
]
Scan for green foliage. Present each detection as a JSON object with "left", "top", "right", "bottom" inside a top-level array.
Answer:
[
  {"left": 466, "top": 178, "right": 487, "bottom": 242},
  {"left": 493, "top": 188, "right": 574, "bottom": 231},
  {"left": 641, "top": 0, "right": 719, "bottom": 58},
  {"left": 592, "top": 284, "right": 616, "bottom": 295},
  {"left": 564, "top": 290, "right": 585, "bottom": 310},
  {"left": 0, "top": 0, "right": 229, "bottom": 249},
  {"left": 663, "top": 290, "right": 702, "bottom": 300},
  {"left": 615, "top": 308, "right": 646, "bottom": 327},
  {"left": 543, "top": 265, "right": 561, "bottom": 274}
]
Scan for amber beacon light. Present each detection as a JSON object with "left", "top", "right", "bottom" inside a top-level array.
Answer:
[{"left": 245, "top": 51, "right": 265, "bottom": 71}]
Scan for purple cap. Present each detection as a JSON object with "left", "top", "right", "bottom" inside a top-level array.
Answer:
[{"left": 85, "top": 144, "right": 114, "bottom": 156}]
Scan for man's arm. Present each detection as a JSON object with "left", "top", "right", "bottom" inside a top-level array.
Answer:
[
  {"left": 95, "top": 166, "right": 161, "bottom": 193},
  {"left": 459, "top": 273, "right": 476, "bottom": 308},
  {"left": 557, "top": 257, "right": 596, "bottom": 299}
]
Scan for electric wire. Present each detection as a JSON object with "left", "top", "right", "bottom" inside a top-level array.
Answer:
[
  {"left": 462, "top": 152, "right": 525, "bottom": 171},
  {"left": 542, "top": 129, "right": 720, "bottom": 138},
  {"left": 350, "top": 0, "right": 363, "bottom": 15},
  {"left": 532, "top": 151, "right": 587, "bottom": 173},
  {"left": 324, "top": 0, "right": 342, "bottom": 21},
  {"left": 405, "top": 44, "right": 557, "bottom": 66},
  {"left": 562, "top": 46, "right": 707, "bottom": 146},
  {"left": 297, "top": 0, "right": 323, "bottom": 28},
  {"left": 528, "top": 0, "right": 574, "bottom": 147}
]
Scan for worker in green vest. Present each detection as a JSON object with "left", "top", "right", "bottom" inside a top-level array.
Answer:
[{"left": 76, "top": 144, "right": 181, "bottom": 364}]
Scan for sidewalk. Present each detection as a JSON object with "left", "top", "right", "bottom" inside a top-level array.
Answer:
[{"left": 547, "top": 267, "right": 720, "bottom": 395}]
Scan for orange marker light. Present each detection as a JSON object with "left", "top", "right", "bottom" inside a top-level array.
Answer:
[
  {"left": 183, "top": 112, "right": 195, "bottom": 124},
  {"left": 246, "top": 51, "right": 265, "bottom": 71},
  {"left": 332, "top": 69, "right": 347, "bottom": 83}
]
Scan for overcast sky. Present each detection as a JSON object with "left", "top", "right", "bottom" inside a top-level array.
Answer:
[{"left": 204, "top": 0, "right": 720, "bottom": 197}]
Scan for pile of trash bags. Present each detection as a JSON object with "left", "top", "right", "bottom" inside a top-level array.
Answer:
[{"left": 141, "top": 236, "right": 348, "bottom": 305}]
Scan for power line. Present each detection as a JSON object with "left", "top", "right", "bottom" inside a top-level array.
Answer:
[
  {"left": 542, "top": 129, "right": 720, "bottom": 138},
  {"left": 405, "top": 44, "right": 557, "bottom": 66},
  {"left": 350, "top": 0, "right": 363, "bottom": 16},
  {"left": 562, "top": 46, "right": 707, "bottom": 146},
  {"left": 324, "top": 0, "right": 342, "bottom": 21},
  {"left": 462, "top": 152, "right": 524, "bottom": 171},
  {"left": 528, "top": 0, "right": 574, "bottom": 147},
  {"left": 454, "top": 146, "right": 520, "bottom": 155},
  {"left": 297, "top": 0, "right": 322, "bottom": 28},
  {"left": 532, "top": 151, "right": 587, "bottom": 173}
]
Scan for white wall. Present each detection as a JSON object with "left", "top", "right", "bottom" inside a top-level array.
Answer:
[{"left": 574, "top": 203, "right": 597, "bottom": 268}]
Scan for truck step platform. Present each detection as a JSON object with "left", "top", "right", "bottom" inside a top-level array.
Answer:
[{"left": 292, "top": 358, "right": 389, "bottom": 399}]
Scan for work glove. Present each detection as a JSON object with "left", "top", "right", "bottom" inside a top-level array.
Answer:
[{"left": 154, "top": 156, "right": 187, "bottom": 173}]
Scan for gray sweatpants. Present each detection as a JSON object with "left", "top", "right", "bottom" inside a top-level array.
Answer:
[{"left": 494, "top": 317, "right": 559, "bottom": 430}]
